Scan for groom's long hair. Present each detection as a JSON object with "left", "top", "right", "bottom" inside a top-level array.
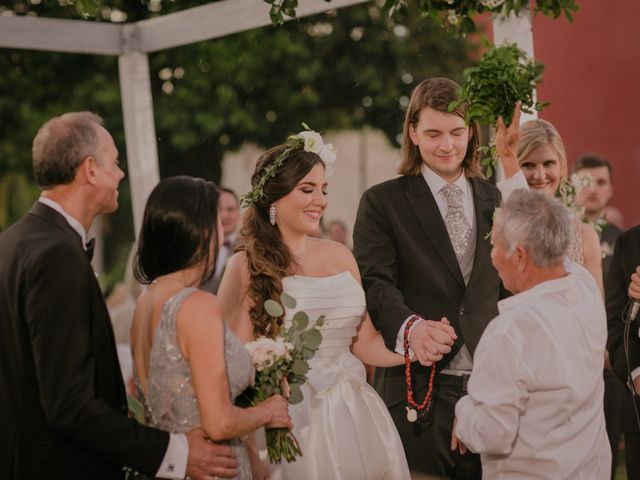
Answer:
[{"left": 398, "top": 77, "right": 483, "bottom": 178}]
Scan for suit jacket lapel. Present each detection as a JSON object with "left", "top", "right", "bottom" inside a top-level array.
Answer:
[
  {"left": 29, "top": 201, "right": 86, "bottom": 253},
  {"left": 405, "top": 175, "right": 465, "bottom": 287},
  {"left": 467, "top": 178, "right": 497, "bottom": 288}
]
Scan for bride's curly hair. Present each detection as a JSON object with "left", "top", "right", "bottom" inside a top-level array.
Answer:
[{"left": 239, "top": 144, "right": 324, "bottom": 338}]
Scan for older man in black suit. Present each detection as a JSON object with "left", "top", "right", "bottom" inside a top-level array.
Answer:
[
  {"left": 0, "top": 112, "right": 238, "bottom": 479},
  {"left": 354, "top": 78, "right": 505, "bottom": 478}
]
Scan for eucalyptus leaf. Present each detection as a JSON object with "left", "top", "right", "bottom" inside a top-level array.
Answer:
[
  {"left": 127, "top": 394, "right": 145, "bottom": 425},
  {"left": 300, "top": 329, "right": 322, "bottom": 350},
  {"left": 292, "top": 359, "right": 309, "bottom": 376},
  {"left": 289, "top": 384, "right": 304, "bottom": 405},
  {"left": 292, "top": 311, "right": 309, "bottom": 330},
  {"left": 264, "top": 299, "right": 284, "bottom": 317},
  {"left": 281, "top": 292, "right": 297, "bottom": 309}
]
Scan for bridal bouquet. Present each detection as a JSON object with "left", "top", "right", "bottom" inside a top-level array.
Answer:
[{"left": 245, "top": 293, "right": 324, "bottom": 463}]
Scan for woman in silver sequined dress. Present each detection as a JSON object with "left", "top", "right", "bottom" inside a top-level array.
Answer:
[{"left": 130, "top": 176, "right": 292, "bottom": 479}]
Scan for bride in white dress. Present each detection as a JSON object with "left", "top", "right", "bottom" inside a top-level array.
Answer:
[{"left": 218, "top": 131, "right": 411, "bottom": 480}]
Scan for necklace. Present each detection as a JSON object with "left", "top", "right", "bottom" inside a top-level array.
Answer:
[
  {"left": 404, "top": 315, "right": 436, "bottom": 423},
  {"left": 152, "top": 273, "right": 191, "bottom": 287},
  {"left": 291, "top": 246, "right": 305, "bottom": 265}
]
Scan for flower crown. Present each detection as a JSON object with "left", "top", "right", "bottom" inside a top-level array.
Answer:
[{"left": 240, "top": 123, "right": 337, "bottom": 208}]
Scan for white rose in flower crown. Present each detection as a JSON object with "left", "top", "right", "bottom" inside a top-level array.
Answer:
[
  {"left": 299, "top": 130, "right": 323, "bottom": 155},
  {"left": 317, "top": 142, "right": 337, "bottom": 174},
  {"left": 298, "top": 129, "right": 337, "bottom": 176}
]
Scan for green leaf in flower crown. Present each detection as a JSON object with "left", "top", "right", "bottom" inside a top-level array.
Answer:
[
  {"left": 281, "top": 292, "right": 297, "bottom": 309},
  {"left": 288, "top": 384, "right": 303, "bottom": 405},
  {"left": 292, "top": 311, "right": 309, "bottom": 330},
  {"left": 264, "top": 299, "right": 284, "bottom": 317},
  {"left": 300, "top": 329, "right": 322, "bottom": 350}
]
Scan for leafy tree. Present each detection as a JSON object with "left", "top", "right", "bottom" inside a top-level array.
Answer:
[{"left": 0, "top": 0, "right": 474, "bottom": 290}]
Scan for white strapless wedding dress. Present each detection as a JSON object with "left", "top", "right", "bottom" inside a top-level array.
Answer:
[{"left": 260, "top": 272, "right": 410, "bottom": 480}]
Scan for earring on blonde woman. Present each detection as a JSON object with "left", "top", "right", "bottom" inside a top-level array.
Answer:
[{"left": 269, "top": 204, "right": 277, "bottom": 226}]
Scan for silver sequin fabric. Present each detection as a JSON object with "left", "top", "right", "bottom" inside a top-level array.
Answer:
[{"left": 136, "top": 287, "right": 254, "bottom": 479}]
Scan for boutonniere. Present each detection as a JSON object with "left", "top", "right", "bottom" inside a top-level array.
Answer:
[
  {"left": 601, "top": 241, "right": 614, "bottom": 258},
  {"left": 483, "top": 207, "right": 500, "bottom": 241}
]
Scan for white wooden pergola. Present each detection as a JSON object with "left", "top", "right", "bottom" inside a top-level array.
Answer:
[{"left": 0, "top": 0, "right": 535, "bottom": 233}]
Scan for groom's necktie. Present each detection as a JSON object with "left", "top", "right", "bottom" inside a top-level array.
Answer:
[{"left": 441, "top": 183, "right": 471, "bottom": 262}]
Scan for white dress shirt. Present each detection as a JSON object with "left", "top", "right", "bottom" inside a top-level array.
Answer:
[
  {"left": 455, "top": 260, "right": 611, "bottom": 479},
  {"left": 38, "top": 197, "right": 188, "bottom": 479}
]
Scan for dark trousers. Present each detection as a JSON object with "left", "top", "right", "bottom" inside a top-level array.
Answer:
[
  {"left": 388, "top": 382, "right": 481, "bottom": 479},
  {"left": 603, "top": 368, "right": 624, "bottom": 479}
]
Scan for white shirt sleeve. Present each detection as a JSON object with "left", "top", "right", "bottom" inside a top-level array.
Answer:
[
  {"left": 395, "top": 316, "right": 423, "bottom": 359},
  {"left": 631, "top": 367, "right": 640, "bottom": 381},
  {"left": 454, "top": 323, "right": 528, "bottom": 455},
  {"left": 496, "top": 170, "right": 529, "bottom": 201},
  {"left": 155, "top": 433, "right": 188, "bottom": 479}
]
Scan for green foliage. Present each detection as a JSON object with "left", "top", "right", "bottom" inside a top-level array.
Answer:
[
  {"left": 451, "top": 43, "right": 548, "bottom": 176},
  {"left": 0, "top": 1, "right": 471, "bottom": 289},
  {"left": 271, "top": 0, "right": 580, "bottom": 36}
]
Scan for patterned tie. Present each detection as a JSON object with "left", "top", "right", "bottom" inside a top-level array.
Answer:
[{"left": 441, "top": 184, "right": 471, "bottom": 262}]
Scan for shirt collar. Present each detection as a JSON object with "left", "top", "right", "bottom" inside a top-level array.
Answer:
[
  {"left": 421, "top": 164, "right": 470, "bottom": 198},
  {"left": 497, "top": 259, "right": 576, "bottom": 315},
  {"left": 38, "top": 196, "right": 89, "bottom": 248}
]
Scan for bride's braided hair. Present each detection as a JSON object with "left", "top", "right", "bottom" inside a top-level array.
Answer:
[{"left": 239, "top": 144, "right": 324, "bottom": 338}]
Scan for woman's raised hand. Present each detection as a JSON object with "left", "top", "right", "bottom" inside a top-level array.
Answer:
[{"left": 495, "top": 101, "right": 522, "bottom": 179}]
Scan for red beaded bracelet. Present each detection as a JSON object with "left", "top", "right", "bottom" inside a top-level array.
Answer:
[{"left": 404, "top": 315, "right": 437, "bottom": 423}]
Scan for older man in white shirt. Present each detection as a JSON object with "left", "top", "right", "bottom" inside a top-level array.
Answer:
[{"left": 453, "top": 189, "right": 611, "bottom": 479}]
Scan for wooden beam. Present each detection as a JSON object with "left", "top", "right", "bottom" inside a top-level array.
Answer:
[
  {"left": 118, "top": 50, "right": 160, "bottom": 234},
  {"left": 136, "top": 0, "right": 370, "bottom": 53},
  {"left": 492, "top": 9, "right": 537, "bottom": 122},
  {"left": 0, "top": 15, "right": 121, "bottom": 55}
]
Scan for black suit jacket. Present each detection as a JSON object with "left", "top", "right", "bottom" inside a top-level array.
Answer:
[
  {"left": 606, "top": 224, "right": 640, "bottom": 433},
  {"left": 0, "top": 202, "right": 169, "bottom": 479},
  {"left": 353, "top": 174, "right": 503, "bottom": 406}
]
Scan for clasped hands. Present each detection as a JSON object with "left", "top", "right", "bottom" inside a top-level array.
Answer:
[{"left": 409, "top": 317, "right": 457, "bottom": 366}]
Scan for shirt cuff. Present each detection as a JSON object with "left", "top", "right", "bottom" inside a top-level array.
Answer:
[
  {"left": 631, "top": 367, "right": 640, "bottom": 381},
  {"left": 155, "top": 433, "right": 188, "bottom": 479},
  {"left": 395, "top": 316, "right": 423, "bottom": 360},
  {"left": 496, "top": 170, "right": 528, "bottom": 201}
]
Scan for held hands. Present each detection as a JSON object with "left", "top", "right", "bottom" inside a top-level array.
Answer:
[
  {"left": 186, "top": 427, "right": 239, "bottom": 480},
  {"left": 628, "top": 266, "right": 640, "bottom": 300},
  {"left": 495, "top": 101, "right": 522, "bottom": 179},
  {"left": 261, "top": 394, "right": 293, "bottom": 430},
  {"left": 409, "top": 317, "right": 457, "bottom": 366}
]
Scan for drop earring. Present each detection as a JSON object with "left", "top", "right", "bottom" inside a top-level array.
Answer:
[{"left": 269, "top": 204, "right": 277, "bottom": 226}]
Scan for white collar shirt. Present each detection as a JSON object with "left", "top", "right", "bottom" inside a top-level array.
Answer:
[
  {"left": 421, "top": 164, "right": 475, "bottom": 228},
  {"left": 38, "top": 196, "right": 89, "bottom": 249},
  {"left": 454, "top": 260, "right": 611, "bottom": 479}
]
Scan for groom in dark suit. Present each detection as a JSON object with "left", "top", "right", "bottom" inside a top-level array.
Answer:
[
  {"left": 0, "top": 112, "right": 238, "bottom": 479},
  {"left": 354, "top": 78, "right": 503, "bottom": 478}
]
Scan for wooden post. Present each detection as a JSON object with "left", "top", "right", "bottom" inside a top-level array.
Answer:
[
  {"left": 492, "top": 8, "right": 538, "bottom": 123},
  {"left": 118, "top": 25, "right": 160, "bottom": 235},
  {"left": 491, "top": 8, "right": 538, "bottom": 181}
]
